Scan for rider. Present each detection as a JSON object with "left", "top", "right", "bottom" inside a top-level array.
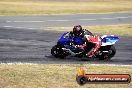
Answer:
[{"left": 69, "top": 25, "right": 102, "bottom": 58}]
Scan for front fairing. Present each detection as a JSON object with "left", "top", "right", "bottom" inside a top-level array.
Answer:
[
  {"left": 57, "top": 32, "right": 73, "bottom": 45},
  {"left": 57, "top": 32, "right": 83, "bottom": 45}
]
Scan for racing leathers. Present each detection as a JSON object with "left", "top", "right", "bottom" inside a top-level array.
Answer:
[{"left": 69, "top": 29, "right": 102, "bottom": 58}]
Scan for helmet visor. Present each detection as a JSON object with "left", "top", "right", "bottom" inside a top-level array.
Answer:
[{"left": 76, "top": 27, "right": 81, "bottom": 31}]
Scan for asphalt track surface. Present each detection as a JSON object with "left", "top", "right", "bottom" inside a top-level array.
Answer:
[{"left": 0, "top": 13, "right": 132, "bottom": 65}]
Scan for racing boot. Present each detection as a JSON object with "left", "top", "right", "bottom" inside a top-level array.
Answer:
[
  {"left": 88, "top": 43, "right": 101, "bottom": 59},
  {"left": 85, "top": 48, "right": 95, "bottom": 60}
]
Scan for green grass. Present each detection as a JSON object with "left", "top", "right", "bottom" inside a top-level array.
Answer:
[
  {"left": 0, "top": 64, "right": 132, "bottom": 88},
  {"left": 0, "top": 0, "right": 132, "bottom": 15},
  {"left": 48, "top": 24, "right": 132, "bottom": 36}
]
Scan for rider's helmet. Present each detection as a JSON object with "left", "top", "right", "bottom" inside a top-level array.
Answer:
[{"left": 73, "top": 25, "right": 83, "bottom": 36}]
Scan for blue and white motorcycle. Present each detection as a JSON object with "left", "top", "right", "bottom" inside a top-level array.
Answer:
[{"left": 51, "top": 30, "right": 119, "bottom": 60}]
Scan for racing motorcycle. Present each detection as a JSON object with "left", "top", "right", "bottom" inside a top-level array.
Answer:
[{"left": 51, "top": 30, "right": 119, "bottom": 60}]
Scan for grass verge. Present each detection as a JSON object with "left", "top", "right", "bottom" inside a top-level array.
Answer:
[
  {"left": 48, "top": 24, "right": 132, "bottom": 36},
  {"left": 0, "top": 0, "right": 132, "bottom": 15},
  {"left": 0, "top": 64, "right": 132, "bottom": 88}
]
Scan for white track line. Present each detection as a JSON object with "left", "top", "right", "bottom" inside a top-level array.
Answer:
[
  {"left": 80, "top": 16, "right": 132, "bottom": 21},
  {"left": 47, "top": 20, "right": 70, "bottom": 22},
  {"left": 6, "top": 21, "right": 45, "bottom": 23},
  {"left": 0, "top": 62, "right": 132, "bottom": 66},
  {"left": 79, "top": 19, "right": 96, "bottom": 21},
  {"left": 3, "top": 26, "right": 13, "bottom": 27},
  {"left": 5, "top": 16, "right": 132, "bottom": 23},
  {"left": 101, "top": 18, "right": 116, "bottom": 20},
  {"left": 3, "top": 26, "right": 39, "bottom": 30}
]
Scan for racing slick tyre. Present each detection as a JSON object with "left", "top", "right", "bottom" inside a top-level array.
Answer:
[
  {"left": 97, "top": 45, "right": 116, "bottom": 60},
  {"left": 51, "top": 45, "right": 65, "bottom": 58},
  {"left": 76, "top": 75, "right": 87, "bottom": 85}
]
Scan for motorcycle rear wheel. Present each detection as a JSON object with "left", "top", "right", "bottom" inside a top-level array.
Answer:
[{"left": 97, "top": 45, "right": 116, "bottom": 60}]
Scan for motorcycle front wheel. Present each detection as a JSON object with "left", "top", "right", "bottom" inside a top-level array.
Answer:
[{"left": 51, "top": 45, "right": 66, "bottom": 58}]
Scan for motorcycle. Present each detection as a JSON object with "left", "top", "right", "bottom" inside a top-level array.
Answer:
[{"left": 51, "top": 30, "right": 119, "bottom": 60}]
